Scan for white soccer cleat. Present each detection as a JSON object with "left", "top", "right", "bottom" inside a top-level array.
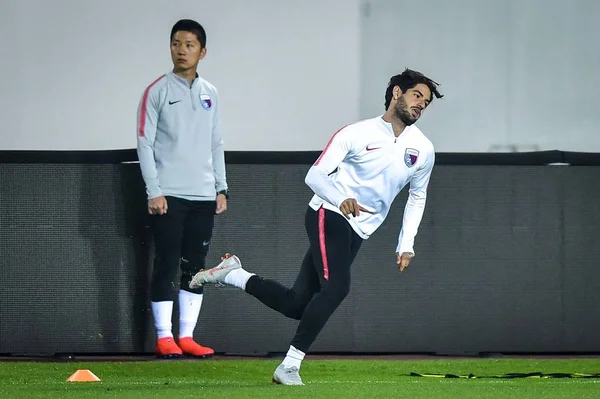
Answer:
[
  {"left": 272, "top": 364, "right": 304, "bottom": 386},
  {"left": 189, "top": 254, "right": 242, "bottom": 288}
]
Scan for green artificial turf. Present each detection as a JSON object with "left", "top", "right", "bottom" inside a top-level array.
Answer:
[{"left": 1, "top": 358, "right": 599, "bottom": 398}]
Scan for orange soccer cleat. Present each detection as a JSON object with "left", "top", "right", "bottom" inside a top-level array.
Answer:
[
  {"left": 155, "top": 337, "right": 183, "bottom": 359},
  {"left": 178, "top": 337, "right": 215, "bottom": 358}
]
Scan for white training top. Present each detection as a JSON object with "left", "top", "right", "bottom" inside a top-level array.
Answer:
[{"left": 305, "top": 116, "right": 435, "bottom": 255}]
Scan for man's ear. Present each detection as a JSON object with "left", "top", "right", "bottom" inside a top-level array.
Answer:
[{"left": 393, "top": 85, "right": 403, "bottom": 100}]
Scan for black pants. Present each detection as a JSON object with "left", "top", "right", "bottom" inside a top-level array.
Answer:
[
  {"left": 150, "top": 196, "right": 216, "bottom": 302},
  {"left": 245, "top": 206, "right": 363, "bottom": 353}
]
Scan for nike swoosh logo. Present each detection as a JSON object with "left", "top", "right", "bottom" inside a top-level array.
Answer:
[
  {"left": 202, "top": 240, "right": 210, "bottom": 246},
  {"left": 208, "top": 265, "right": 225, "bottom": 275},
  {"left": 366, "top": 146, "right": 381, "bottom": 151},
  {"left": 169, "top": 100, "right": 182, "bottom": 105}
]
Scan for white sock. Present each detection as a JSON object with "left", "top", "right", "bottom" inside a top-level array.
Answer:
[
  {"left": 281, "top": 345, "right": 305, "bottom": 370},
  {"left": 223, "top": 268, "right": 255, "bottom": 290},
  {"left": 152, "top": 301, "right": 173, "bottom": 339},
  {"left": 178, "top": 290, "right": 203, "bottom": 339}
]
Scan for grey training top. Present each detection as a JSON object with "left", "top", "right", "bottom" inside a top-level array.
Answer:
[{"left": 136, "top": 71, "right": 227, "bottom": 201}]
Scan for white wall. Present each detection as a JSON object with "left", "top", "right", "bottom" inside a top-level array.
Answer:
[
  {"left": 1, "top": 0, "right": 598, "bottom": 152},
  {"left": 0, "top": 0, "right": 361, "bottom": 151},
  {"left": 360, "top": 0, "right": 600, "bottom": 152}
]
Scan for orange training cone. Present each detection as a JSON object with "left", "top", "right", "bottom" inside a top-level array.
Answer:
[{"left": 66, "top": 369, "right": 101, "bottom": 382}]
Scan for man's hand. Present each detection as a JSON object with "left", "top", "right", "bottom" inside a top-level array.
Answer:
[
  {"left": 396, "top": 252, "right": 414, "bottom": 273},
  {"left": 216, "top": 194, "right": 228, "bottom": 215},
  {"left": 148, "top": 196, "right": 168, "bottom": 215},
  {"left": 339, "top": 198, "right": 371, "bottom": 219}
]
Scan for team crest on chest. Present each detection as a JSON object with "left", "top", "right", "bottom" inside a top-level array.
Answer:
[
  {"left": 404, "top": 148, "right": 419, "bottom": 167},
  {"left": 200, "top": 94, "right": 212, "bottom": 110}
]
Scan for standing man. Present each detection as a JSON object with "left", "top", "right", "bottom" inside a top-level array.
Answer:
[
  {"left": 190, "top": 68, "right": 443, "bottom": 382},
  {"left": 137, "top": 19, "right": 229, "bottom": 358}
]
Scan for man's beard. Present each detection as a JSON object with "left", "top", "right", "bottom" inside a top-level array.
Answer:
[{"left": 394, "top": 96, "right": 417, "bottom": 126}]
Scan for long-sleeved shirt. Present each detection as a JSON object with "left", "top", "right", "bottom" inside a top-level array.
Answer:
[
  {"left": 305, "top": 116, "right": 435, "bottom": 255},
  {"left": 136, "top": 71, "right": 227, "bottom": 201}
]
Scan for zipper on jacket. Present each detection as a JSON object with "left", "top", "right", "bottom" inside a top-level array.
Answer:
[{"left": 190, "top": 86, "right": 196, "bottom": 110}]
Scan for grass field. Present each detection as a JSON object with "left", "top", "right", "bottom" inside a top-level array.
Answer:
[{"left": 1, "top": 357, "right": 599, "bottom": 398}]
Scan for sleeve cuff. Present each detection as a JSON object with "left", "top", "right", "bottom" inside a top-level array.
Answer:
[
  {"left": 147, "top": 187, "right": 162, "bottom": 199},
  {"left": 332, "top": 194, "right": 347, "bottom": 209},
  {"left": 397, "top": 242, "right": 415, "bottom": 255}
]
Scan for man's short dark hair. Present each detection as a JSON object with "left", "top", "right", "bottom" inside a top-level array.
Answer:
[
  {"left": 385, "top": 68, "right": 443, "bottom": 109},
  {"left": 170, "top": 19, "right": 207, "bottom": 48}
]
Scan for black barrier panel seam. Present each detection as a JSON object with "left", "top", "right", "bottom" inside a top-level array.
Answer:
[{"left": 1, "top": 150, "right": 600, "bottom": 165}]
